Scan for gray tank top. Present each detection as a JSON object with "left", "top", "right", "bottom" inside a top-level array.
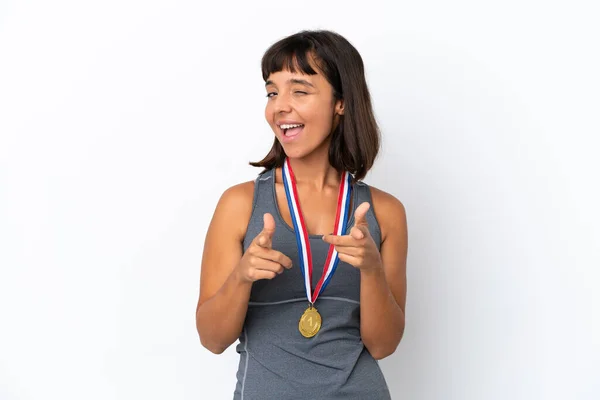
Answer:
[{"left": 233, "top": 168, "right": 391, "bottom": 400}]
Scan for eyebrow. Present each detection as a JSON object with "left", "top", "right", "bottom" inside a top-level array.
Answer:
[{"left": 265, "top": 78, "right": 315, "bottom": 88}]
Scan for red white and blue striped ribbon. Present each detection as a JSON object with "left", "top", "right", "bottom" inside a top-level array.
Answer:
[{"left": 282, "top": 158, "right": 353, "bottom": 304}]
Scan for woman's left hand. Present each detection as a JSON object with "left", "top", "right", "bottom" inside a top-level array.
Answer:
[{"left": 322, "top": 202, "right": 383, "bottom": 272}]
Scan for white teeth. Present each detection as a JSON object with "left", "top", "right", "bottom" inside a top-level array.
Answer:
[{"left": 280, "top": 123, "right": 304, "bottom": 130}]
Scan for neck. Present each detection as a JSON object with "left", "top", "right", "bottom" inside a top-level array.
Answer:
[{"left": 286, "top": 152, "right": 340, "bottom": 191}]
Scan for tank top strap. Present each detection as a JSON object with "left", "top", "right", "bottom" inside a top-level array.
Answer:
[
  {"left": 352, "top": 180, "right": 371, "bottom": 206},
  {"left": 253, "top": 168, "right": 276, "bottom": 213}
]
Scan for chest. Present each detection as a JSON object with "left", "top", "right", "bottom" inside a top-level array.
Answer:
[{"left": 274, "top": 182, "right": 354, "bottom": 237}]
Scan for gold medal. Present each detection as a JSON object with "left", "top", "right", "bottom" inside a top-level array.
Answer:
[{"left": 299, "top": 304, "right": 322, "bottom": 338}]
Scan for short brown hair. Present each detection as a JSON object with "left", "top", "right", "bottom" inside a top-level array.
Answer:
[{"left": 250, "top": 30, "right": 380, "bottom": 182}]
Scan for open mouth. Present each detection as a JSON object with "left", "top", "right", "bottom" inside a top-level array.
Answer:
[{"left": 280, "top": 123, "right": 304, "bottom": 137}]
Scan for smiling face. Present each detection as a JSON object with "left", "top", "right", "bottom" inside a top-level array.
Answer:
[{"left": 264, "top": 60, "right": 344, "bottom": 159}]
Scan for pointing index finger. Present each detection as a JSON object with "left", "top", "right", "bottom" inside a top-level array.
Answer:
[
  {"left": 353, "top": 202, "right": 370, "bottom": 227},
  {"left": 256, "top": 213, "right": 276, "bottom": 248}
]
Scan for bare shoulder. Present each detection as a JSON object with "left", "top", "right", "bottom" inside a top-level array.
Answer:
[
  {"left": 197, "top": 179, "right": 255, "bottom": 307},
  {"left": 214, "top": 180, "right": 256, "bottom": 237},
  {"left": 218, "top": 180, "right": 255, "bottom": 208},
  {"left": 368, "top": 185, "right": 407, "bottom": 243}
]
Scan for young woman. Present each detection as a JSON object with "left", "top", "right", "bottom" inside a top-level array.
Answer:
[{"left": 196, "top": 30, "right": 408, "bottom": 400}]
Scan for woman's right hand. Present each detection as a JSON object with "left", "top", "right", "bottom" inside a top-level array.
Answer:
[{"left": 235, "top": 213, "right": 293, "bottom": 283}]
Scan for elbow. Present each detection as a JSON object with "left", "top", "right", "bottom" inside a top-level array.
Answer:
[
  {"left": 199, "top": 335, "right": 228, "bottom": 355},
  {"left": 366, "top": 330, "right": 404, "bottom": 360},
  {"left": 206, "top": 344, "right": 227, "bottom": 355},
  {"left": 371, "top": 316, "right": 406, "bottom": 360},
  {"left": 196, "top": 318, "right": 228, "bottom": 355},
  {"left": 370, "top": 343, "right": 399, "bottom": 360}
]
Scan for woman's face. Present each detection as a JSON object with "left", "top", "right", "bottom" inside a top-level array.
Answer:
[{"left": 264, "top": 65, "right": 344, "bottom": 159}]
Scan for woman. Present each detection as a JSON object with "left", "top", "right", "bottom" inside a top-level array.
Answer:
[{"left": 196, "top": 30, "right": 408, "bottom": 400}]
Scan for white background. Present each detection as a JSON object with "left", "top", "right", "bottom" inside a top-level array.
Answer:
[{"left": 1, "top": 0, "right": 599, "bottom": 399}]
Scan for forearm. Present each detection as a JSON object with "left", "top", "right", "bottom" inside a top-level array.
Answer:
[
  {"left": 359, "top": 267, "right": 405, "bottom": 359},
  {"left": 196, "top": 268, "right": 252, "bottom": 354}
]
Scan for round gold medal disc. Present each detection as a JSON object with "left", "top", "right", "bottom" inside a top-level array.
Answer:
[{"left": 299, "top": 306, "right": 322, "bottom": 338}]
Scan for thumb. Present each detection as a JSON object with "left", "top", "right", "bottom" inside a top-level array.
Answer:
[{"left": 256, "top": 213, "right": 276, "bottom": 247}]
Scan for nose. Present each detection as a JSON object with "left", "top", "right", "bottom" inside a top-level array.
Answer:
[{"left": 273, "top": 92, "right": 292, "bottom": 114}]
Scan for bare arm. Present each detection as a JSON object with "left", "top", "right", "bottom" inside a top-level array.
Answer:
[
  {"left": 359, "top": 189, "right": 408, "bottom": 360},
  {"left": 322, "top": 189, "right": 408, "bottom": 360},
  {"left": 195, "top": 181, "right": 293, "bottom": 354},
  {"left": 195, "top": 182, "right": 254, "bottom": 354}
]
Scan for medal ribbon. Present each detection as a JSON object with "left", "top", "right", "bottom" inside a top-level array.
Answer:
[{"left": 282, "top": 158, "right": 352, "bottom": 304}]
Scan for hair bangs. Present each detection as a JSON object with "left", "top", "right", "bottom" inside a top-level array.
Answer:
[{"left": 261, "top": 37, "right": 319, "bottom": 81}]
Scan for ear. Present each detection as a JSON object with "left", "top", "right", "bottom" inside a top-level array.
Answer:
[{"left": 334, "top": 98, "right": 344, "bottom": 116}]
